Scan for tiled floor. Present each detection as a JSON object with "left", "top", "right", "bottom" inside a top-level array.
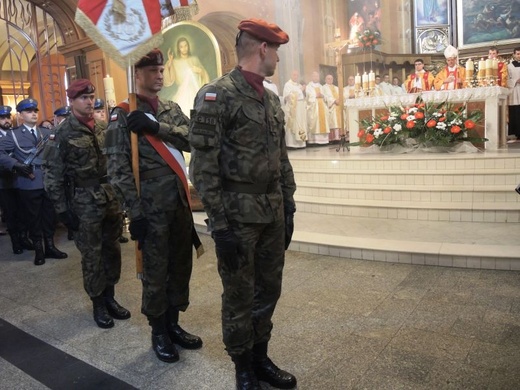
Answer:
[{"left": 1, "top": 224, "right": 520, "bottom": 389}]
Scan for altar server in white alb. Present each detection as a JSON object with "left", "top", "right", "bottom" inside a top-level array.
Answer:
[{"left": 507, "top": 47, "right": 520, "bottom": 140}]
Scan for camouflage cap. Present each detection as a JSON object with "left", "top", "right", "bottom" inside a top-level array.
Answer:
[
  {"left": 67, "top": 79, "right": 95, "bottom": 99},
  {"left": 237, "top": 18, "right": 289, "bottom": 45},
  {"left": 134, "top": 49, "right": 164, "bottom": 68}
]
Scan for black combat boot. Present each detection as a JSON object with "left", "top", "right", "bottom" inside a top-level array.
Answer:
[
  {"left": 9, "top": 231, "right": 23, "bottom": 254},
  {"left": 33, "top": 238, "right": 45, "bottom": 266},
  {"left": 148, "top": 315, "right": 179, "bottom": 363},
  {"left": 91, "top": 295, "right": 114, "bottom": 328},
  {"left": 166, "top": 308, "right": 203, "bottom": 349},
  {"left": 44, "top": 236, "right": 68, "bottom": 259},
  {"left": 20, "top": 231, "right": 34, "bottom": 250},
  {"left": 103, "top": 285, "right": 131, "bottom": 320},
  {"left": 232, "top": 351, "right": 261, "bottom": 390},
  {"left": 252, "top": 342, "right": 297, "bottom": 389}
]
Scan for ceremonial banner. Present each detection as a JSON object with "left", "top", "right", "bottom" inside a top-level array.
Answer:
[{"left": 75, "top": 0, "right": 165, "bottom": 68}]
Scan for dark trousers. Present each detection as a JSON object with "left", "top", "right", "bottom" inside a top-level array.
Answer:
[
  {"left": 218, "top": 218, "right": 285, "bottom": 358},
  {"left": 0, "top": 188, "right": 25, "bottom": 233},
  {"left": 18, "top": 188, "right": 56, "bottom": 241},
  {"left": 509, "top": 105, "right": 520, "bottom": 137}
]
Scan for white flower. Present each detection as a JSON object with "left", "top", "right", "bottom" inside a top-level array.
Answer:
[
  {"left": 436, "top": 122, "right": 447, "bottom": 130},
  {"left": 373, "top": 128, "right": 383, "bottom": 138},
  {"left": 408, "top": 107, "right": 418, "bottom": 113},
  {"left": 406, "top": 115, "right": 415, "bottom": 121},
  {"left": 393, "top": 123, "right": 402, "bottom": 132},
  {"left": 388, "top": 115, "right": 397, "bottom": 122}
]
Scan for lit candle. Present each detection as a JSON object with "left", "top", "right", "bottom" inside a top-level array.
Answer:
[
  {"left": 485, "top": 58, "right": 493, "bottom": 78},
  {"left": 478, "top": 58, "right": 486, "bottom": 79},
  {"left": 465, "top": 58, "right": 474, "bottom": 80},
  {"left": 355, "top": 73, "right": 361, "bottom": 89},
  {"left": 362, "top": 72, "right": 368, "bottom": 90},
  {"left": 103, "top": 75, "right": 116, "bottom": 108},
  {"left": 368, "top": 70, "right": 375, "bottom": 89}
]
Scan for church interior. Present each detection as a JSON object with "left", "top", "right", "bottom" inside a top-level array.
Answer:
[{"left": 1, "top": 0, "right": 520, "bottom": 389}]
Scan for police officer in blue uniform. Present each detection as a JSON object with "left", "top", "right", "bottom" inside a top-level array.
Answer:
[
  {"left": 0, "top": 99, "right": 67, "bottom": 265},
  {"left": 54, "top": 106, "right": 71, "bottom": 127},
  {"left": 0, "top": 105, "right": 26, "bottom": 251}
]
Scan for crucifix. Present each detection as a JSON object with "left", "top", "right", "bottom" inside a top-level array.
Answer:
[{"left": 326, "top": 30, "right": 352, "bottom": 152}]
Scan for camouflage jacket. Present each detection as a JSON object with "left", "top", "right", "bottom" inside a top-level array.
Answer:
[
  {"left": 42, "top": 114, "right": 117, "bottom": 214},
  {"left": 104, "top": 97, "right": 190, "bottom": 220},
  {"left": 189, "top": 67, "right": 296, "bottom": 231}
]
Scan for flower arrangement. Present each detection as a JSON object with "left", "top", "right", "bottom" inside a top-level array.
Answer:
[
  {"left": 356, "top": 29, "right": 381, "bottom": 49},
  {"left": 355, "top": 97, "right": 486, "bottom": 150}
]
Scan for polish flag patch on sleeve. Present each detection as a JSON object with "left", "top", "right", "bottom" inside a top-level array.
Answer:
[
  {"left": 204, "top": 92, "right": 217, "bottom": 101},
  {"left": 110, "top": 113, "right": 118, "bottom": 122}
]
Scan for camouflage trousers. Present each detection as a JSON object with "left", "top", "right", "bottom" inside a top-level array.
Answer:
[
  {"left": 140, "top": 203, "right": 193, "bottom": 317},
  {"left": 217, "top": 218, "right": 285, "bottom": 357},
  {"left": 73, "top": 196, "right": 122, "bottom": 298}
]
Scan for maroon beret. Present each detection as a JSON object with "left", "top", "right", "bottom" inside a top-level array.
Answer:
[
  {"left": 67, "top": 79, "right": 95, "bottom": 99},
  {"left": 238, "top": 18, "right": 289, "bottom": 45},
  {"left": 135, "top": 49, "right": 164, "bottom": 68}
]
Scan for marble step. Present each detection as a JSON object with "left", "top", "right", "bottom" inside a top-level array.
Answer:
[{"left": 192, "top": 211, "right": 520, "bottom": 270}]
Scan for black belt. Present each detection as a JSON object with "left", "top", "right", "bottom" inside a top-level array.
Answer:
[
  {"left": 75, "top": 176, "right": 108, "bottom": 188},
  {"left": 222, "top": 180, "right": 279, "bottom": 194},
  {"left": 140, "top": 166, "right": 173, "bottom": 181}
]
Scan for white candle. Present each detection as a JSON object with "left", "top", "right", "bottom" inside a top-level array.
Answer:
[
  {"left": 362, "top": 72, "right": 368, "bottom": 89},
  {"left": 355, "top": 73, "right": 361, "bottom": 88},
  {"left": 478, "top": 58, "right": 486, "bottom": 78},
  {"left": 368, "top": 70, "right": 375, "bottom": 89},
  {"left": 103, "top": 75, "right": 116, "bottom": 108}
]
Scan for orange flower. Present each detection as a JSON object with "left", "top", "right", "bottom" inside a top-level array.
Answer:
[
  {"left": 426, "top": 119, "right": 437, "bottom": 128},
  {"left": 358, "top": 129, "right": 365, "bottom": 138},
  {"left": 400, "top": 114, "right": 408, "bottom": 120},
  {"left": 464, "top": 119, "right": 475, "bottom": 129},
  {"left": 406, "top": 121, "right": 415, "bottom": 129},
  {"left": 383, "top": 127, "right": 392, "bottom": 134},
  {"left": 365, "top": 133, "right": 374, "bottom": 143},
  {"left": 373, "top": 123, "right": 380, "bottom": 129},
  {"left": 415, "top": 111, "right": 424, "bottom": 119},
  {"left": 439, "top": 117, "right": 446, "bottom": 122},
  {"left": 372, "top": 39, "right": 378, "bottom": 45},
  {"left": 380, "top": 115, "right": 389, "bottom": 121},
  {"left": 450, "top": 125, "right": 461, "bottom": 134}
]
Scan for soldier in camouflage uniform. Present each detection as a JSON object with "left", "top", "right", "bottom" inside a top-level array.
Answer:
[
  {"left": 104, "top": 49, "right": 202, "bottom": 363},
  {"left": 189, "top": 19, "right": 297, "bottom": 390},
  {"left": 43, "top": 79, "right": 130, "bottom": 329}
]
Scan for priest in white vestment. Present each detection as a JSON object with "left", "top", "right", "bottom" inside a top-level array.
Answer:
[
  {"left": 323, "top": 74, "right": 341, "bottom": 141},
  {"left": 306, "top": 71, "right": 330, "bottom": 145},
  {"left": 282, "top": 70, "right": 307, "bottom": 148}
]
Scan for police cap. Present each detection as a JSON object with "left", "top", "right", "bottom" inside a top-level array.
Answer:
[
  {"left": 16, "top": 98, "right": 39, "bottom": 112},
  {"left": 0, "top": 105, "right": 12, "bottom": 116},
  {"left": 134, "top": 49, "right": 164, "bottom": 68},
  {"left": 237, "top": 18, "right": 289, "bottom": 45},
  {"left": 67, "top": 79, "right": 95, "bottom": 99},
  {"left": 94, "top": 98, "right": 105, "bottom": 109},
  {"left": 54, "top": 106, "right": 71, "bottom": 117}
]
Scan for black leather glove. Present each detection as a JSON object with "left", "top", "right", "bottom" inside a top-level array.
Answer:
[
  {"left": 212, "top": 228, "right": 240, "bottom": 270},
  {"left": 284, "top": 212, "right": 295, "bottom": 250},
  {"left": 13, "top": 162, "right": 33, "bottom": 177},
  {"left": 127, "top": 111, "right": 160, "bottom": 135},
  {"left": 129, "top": 217, "right": 149, "bottom": 250},
  {"left": 58, "top": 210, "right": 80, "bottom": 231}
]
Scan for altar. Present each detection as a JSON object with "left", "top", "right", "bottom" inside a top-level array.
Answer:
[{"left": 345, "top": 86, "right": 510, "bottom": 152}]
